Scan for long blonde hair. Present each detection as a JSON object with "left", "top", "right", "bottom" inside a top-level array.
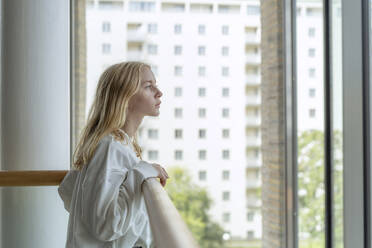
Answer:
[{"left": 72, "top": 61, "right": 150, "bottom": 170}]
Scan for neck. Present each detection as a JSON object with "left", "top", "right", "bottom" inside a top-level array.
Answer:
[{"left": 121, "top": 113, "right": 144, "bottom": 139}]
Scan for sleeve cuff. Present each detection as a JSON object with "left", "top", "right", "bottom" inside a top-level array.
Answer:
[{"left": 132, "top": 160, "right": 158, "bottom": 183}]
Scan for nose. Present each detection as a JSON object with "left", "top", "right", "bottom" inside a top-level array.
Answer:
[{"left": 156, "top": 87, "right": 163, "bottom": 97}]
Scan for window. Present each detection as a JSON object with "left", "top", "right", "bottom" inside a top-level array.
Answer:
[
  {"left": 174, "top": 66, "right": 183, "bottom": 76},
  {"left": 254, "top": 148, "right": 259, "bottom": 158},
  {"left": 199, "top": 150, "right": 207, "bottom": 160},
  {"left": 198, "top": 108, "right": 206, "bottom": 118},
  {"left": 148, "top": 129, "right": 158, "bottom": 139},
  {"left": 102, "top": 43, "right": 111, "bottom": 54},
  {"left": 222, "top": 170, "right": 230, "bottom": 180},
  {"left": 309, "top": 68, "right": 316, "bottom": 78},
  {"left": 175, "top": 150, "right": 183, "bottom": 160},
  {"left": 175, "top": 129, "right": 183, "bottom": 139},
  {"left": 174, "top": 24, "right": 182, "bottom": 34},
  {"left": 309, "top": 108, "right": 316, "bottom": 118},
  {"left": 247, "top": 212, "right": 254, "bottom": 221},
  {"left": 222, "top": 108, "right": 229, "bottom": 118},
  {"left": 222, "top": 129, "right": 230, "bottom": 138},
  {"left": 199, "top": 129, "right": 206, "bottom": 138},
  {"left": 306, "top": 7, "right": 322, "bottom": 17},
  {"left": 174, "top": 87, "right": 182, "bottom": 97},
  {"left": 222, "top": 46, "right": 229, "bottom": 56},
  {"left": 222, "top": 67, "right": 229, "bottom": 76},
  {"left": 222, "top": 88, "right": 229, "bottom": 97},
  {"left": 222, "top": 25, "right": 229, "bottom": 35},
  {"left": 174, "top": 108, "right": 182, "bottom": 118},
  {"left": 147, "top": 23, "right": 157, "bottom": 34},
  {"left": 247, "top": 231, "right": 255, "bottom": 239},
  {"left": 174, "top": 45, "right": 182, "bottom": 55},
  {"left": 198, "top": 46, "right": 206, "bottom": 56},
  {"left": 308, "top": 48, "right": 316, "bottom": 57},
  {"left": 309, "top": 88, "right": 316, "bottom": 97},
  {"left": 222, "top": 149, "right": 230, "bottom": 159},
  {"left": 308, "top": 27, "right": 316, "bottom": 37},
  {"left": 198, "top": 24, "right": 206, "bottom": 35},
  {"left": 129, "top": 1, "right": 156, "bottom": 12},
  {"left": 148, "top": 150, "right": 158, "bottom": 160},
  {"left": 222, "top": 191, "right": 230, "bottom": 201},
  {"left": 198, "top": 87, "right": 206, "bottom": 97},
  {"left": 222, "top": 212, "right": 230, "bottom": 223},
  {"left": 147, "top": 44, "right": 157, "bottom": 55},
  {"left": 199, "top": 171, "right": 207, "bottom": 181},
  {"left": 102, "top": 22, "right": 111, "bottom": 32},
  {"left": 162, "top": 3, "right": 185, "bottom": 12},
  {"left": 198, "top": 66, "right": 206, "bottom": 77},
  {"left": 247, "top": 5, "right": 260, "bottom": 15}
]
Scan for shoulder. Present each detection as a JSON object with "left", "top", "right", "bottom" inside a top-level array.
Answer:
[{"left": 98, "top": 134, "right": 132, "bottom": 155}]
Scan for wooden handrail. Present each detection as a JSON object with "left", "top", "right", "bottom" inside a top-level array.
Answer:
[
  {"left": 0, "top": 170, "right": 68, "bottom": 186},
  {"left": 0, "top": 170, "right": 200, "bottom": 247}
]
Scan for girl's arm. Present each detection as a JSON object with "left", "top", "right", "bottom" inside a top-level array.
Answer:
[{"left": 80, "top": 139, "right": 158, "bottom": 242}]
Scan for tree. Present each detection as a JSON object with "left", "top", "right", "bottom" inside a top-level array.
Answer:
[
  {"left": 297, "top": 129, "right": 343, "bottom": 247},
  {"left": 165, "top": 166, "right": 225, "bottom": 248}
]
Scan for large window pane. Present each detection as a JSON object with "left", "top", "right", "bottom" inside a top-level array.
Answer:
[{"left": 296, "top": 0, "right": 325, "bottom": 247}]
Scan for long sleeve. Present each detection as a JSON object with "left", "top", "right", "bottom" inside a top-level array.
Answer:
[{"left": 80, "top": 138, "right": 158, "bottom": 242}]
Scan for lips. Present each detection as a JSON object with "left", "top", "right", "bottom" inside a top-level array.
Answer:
[{"left": 155, "top": 101, "right": 161, "bottom": 107}]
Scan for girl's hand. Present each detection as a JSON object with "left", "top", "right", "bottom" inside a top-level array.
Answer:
[{"left": 149, "top": 163, "right": 169, "bottom": 187}]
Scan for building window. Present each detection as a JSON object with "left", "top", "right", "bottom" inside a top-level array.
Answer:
[
  {"left": 198, "top": 87, "right": 206, "bottom": 97},
  {"left": 102, "top": 43, "right": 111, "bottom": 54},
  {"left": 174, "top": 24, "right": 182, "bottom": 34},
  {"left": 198, "top": 150, "right": 207, "bottom": 160},
  {"left": 309, "top": 68, "right": 316, "bottom": 78},
  {"left": 222, "top": 129, "right": 230, "bottom": 138},
  {"left": 222, "top": 108, "right": 229, "bottom": 118},
  {"left": 222, "top": 170, "right": 230, "bottom": 180},
  {"left": 175, "top": 87, "right": 182, "bottom": 97},
  {"left": 222, "top": 46, "right": 229, "bottom": 56},
  {"left": 309, "top": 88, "right": 316, "bottom": 97},
  {"left": 309, "top": 108, "right": 316, "bottom": 118},
  {"left": 222, "top": 191, "right": 230, "bottom": 201},
  {"left": 147, "top": 44, "right": 158, "bottom": 55},
  {"left": 199, "top": 170, "right": 207, "bottom": 181},
  {"left": 308, "top": 48, "right": 316, "bottom": 57},
  {"left": 222, "top": 88, "right": 229, "bottom": 97},
  {"left": 198, "top": 46, "right": 206, "bottom": 56},
  {"left": 255, "top": 148, "right": 259, "bottom": 158},
  {"left": 222, "top": 25, "right": 229, "bottom": 35},
  {"left": 174, "top": 66, "right": 183, "bottom": 76},
  {"left": 148, "top": 129, "right": 158, "bottom": 139},
  {"left": 175, "top": 129, "right": 183, "bottom": 139},
  {"left": 247, "top": 212, "right": 254, "bottom": 221},
  {"left": 129, "top": 1, "right": 156, "bottom": 12},
  {"left": 148, "top": 150, "right": 158, "bottom": 160},
  {"left": 175, "top": 150, "right": 183, "bottom": 160},
  {"left": 306, "top": 7, "right": 322, "bottom": 17},
  {"left": 198, "top": 108, "right": 206, "bottom": 118},
  {"left": 175, "top": 108, "right": 183, "bottom": 118},
  {"left": 222, "top": 150, "right": 230, "bottom": 159},
  {"left": 247, "top": 5, "right": 260, "bottom": 15},
  {"left": 174, "top": 45, "right": 182, "bottom": 55},
  {"left": 222, "top": 67, "right": 229, "bottom": 76},
  {"left": 199, "top": 129, "right": 206, "bottom": 138},
  {"left": 222, "top": 212, "right": 230, "bottom": 222},
  {"left": 308, "top": 27, "right": 316, "bottom": 37},
  {"left": 147, "top": 23, "right": 157, "bottom": 34},
  {"left": 198, "top": 24, "right": 206, "bottom": 35},
  {"left": 198, "top": 66, "right": 206, "bottom": 77},
  {"left": 102, "top": 22, "right": 111, "bottom": 32},
  {"left": 247, "top": 231, "right": 255, "bottom": 239}
]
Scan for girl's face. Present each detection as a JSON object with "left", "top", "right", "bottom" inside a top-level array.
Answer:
[{"left": 128, "top": 66, "right": 163, "bottom": 117}]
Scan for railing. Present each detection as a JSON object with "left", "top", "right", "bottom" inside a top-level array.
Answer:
[{"left": 0, "top": 170, "right": 199, "bottom": 248}]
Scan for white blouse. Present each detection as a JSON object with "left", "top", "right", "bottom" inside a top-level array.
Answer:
[{"left": 58, "top": 132, "right": 159, "bottom": 248}]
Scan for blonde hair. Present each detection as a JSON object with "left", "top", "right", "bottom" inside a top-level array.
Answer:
[{"left": 72, "top": 61, "right": 151, "bottom": 170}]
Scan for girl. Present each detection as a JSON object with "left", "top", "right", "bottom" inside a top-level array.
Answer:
[{"left": 58, "top": 61, "right": 169, "bottom": 248}]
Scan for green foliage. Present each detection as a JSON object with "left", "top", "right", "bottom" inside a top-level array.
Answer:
[
  {"left": 165, "top": 166, "right": 225, "bottom": 248},
  {"left": 297, "top": 129, "right": 343, "bottom": 247}
]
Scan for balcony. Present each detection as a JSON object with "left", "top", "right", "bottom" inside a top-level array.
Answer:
[
  {"left": 246, "top": 75, "right": 261, "bottom": 86},
  {"left": 126, "top": 50, "right": 146, "bottom": 61},
  {"left": 246, "top": 179, "right": 261, "bottom": 189},
  {"left": 246, "top": 137, "right": 261, "bottom": 147},
  {"left": 127, "top": 28, "right": 147, "bottom": 42},
  {"left": 246, "top": 116, "right": 261, "bottom": 126},
  {"left": 246, "top": 159, "right": 262, "bottom": 168},
  {"left": 246, "top": 54, "right": 261, "bottom": 65},
  {"left": 245, "top": 34, "right": 260, "bottom": 44},
  {"left": 246, "top": 95, "right": 261, "bottom": 106},
  {"left": 246, "top": 198, "right": 262, "bottom": 208}
]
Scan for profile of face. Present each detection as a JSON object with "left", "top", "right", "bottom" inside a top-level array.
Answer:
[{"left": 127, "top": 66, "right": 163, "bottom": 117}]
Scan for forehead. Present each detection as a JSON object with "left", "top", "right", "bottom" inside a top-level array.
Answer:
[{"left": 140, "top": 66, "right": 156, "bottom": 83}]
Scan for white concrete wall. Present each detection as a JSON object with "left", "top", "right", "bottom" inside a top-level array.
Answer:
[{"left": 1, "top": 1, "right": 70, "bottom": 247}]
